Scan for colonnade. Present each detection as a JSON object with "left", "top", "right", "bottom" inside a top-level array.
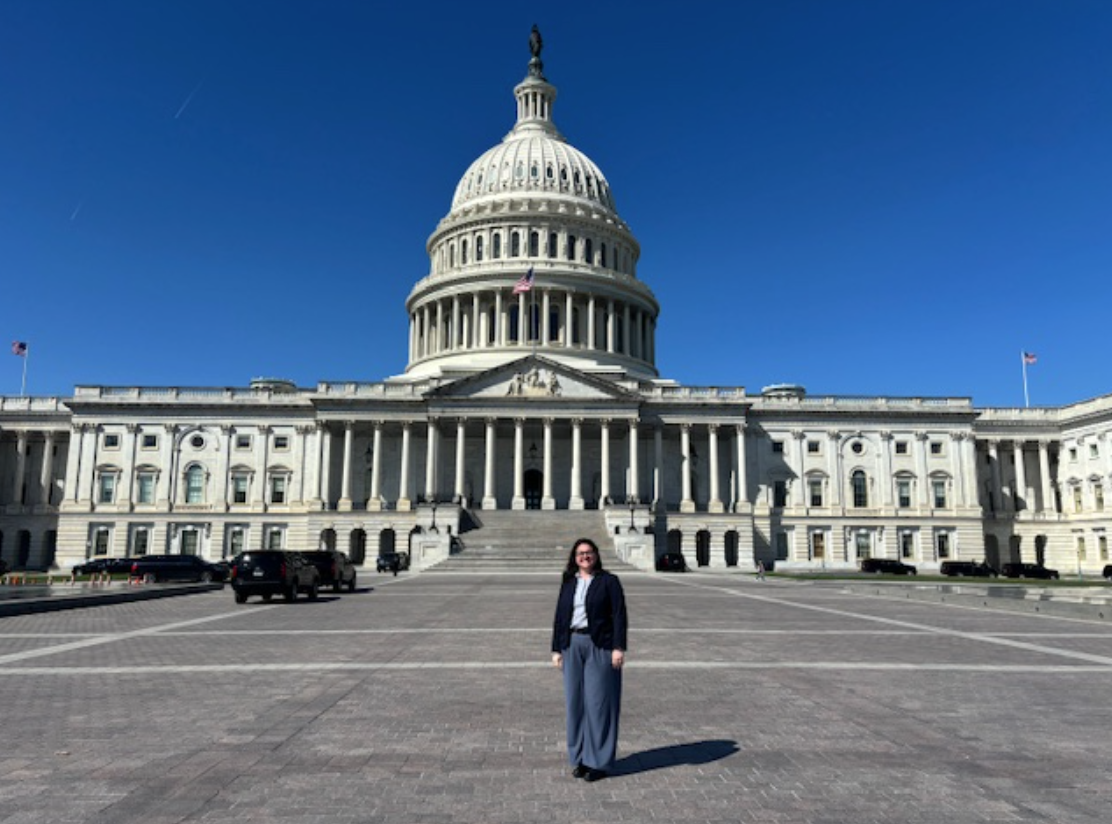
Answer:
[
  {"left": 981, "top": 438, "right": 1063, "bottom": 515},
  {"left": 408, "top": 289, "right": 655, "bottom": 365},
  {"left": 0, "top": 427, "right": 62, "bottom": 507}
]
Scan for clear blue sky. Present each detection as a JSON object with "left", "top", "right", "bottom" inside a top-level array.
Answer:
[{"left": 3, "top": 1, "right": 1110, "bottom": 408}]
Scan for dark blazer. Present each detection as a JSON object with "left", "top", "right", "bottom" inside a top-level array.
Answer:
[{"left": 551, "top": 571, "right": 628, "bottom": 653}]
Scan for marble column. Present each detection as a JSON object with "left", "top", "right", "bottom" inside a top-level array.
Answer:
[
  {"left": 628, "top": 420, "right": 640, "bottom": 503},
  {"left": 454, "top": 419, "right": 466, "bottom": 504},
  {"left": 587, "top": 297, "right": 596, "bottom": 350},
  {"left": 987, "top": 440, "right": 1002, "bottom": 513},
  {"left": 735, "top": 423, "right": 748, "bottom": 511},
  {"left": 483, "top": 418, "right": 497, "bottom": 509},
  {"left": 512, "top": 418, "right": 525, "bottom": 509},
  {"left": 542, "top": 290, "right": 551, "bottom": 344},
  {"left": 565, "top": 292, "right": 574, "bottom": 347},
  {"left": 425, "top": 419, "right": 438, "bottom": 502},
  {"left": 654, "top": 425, "right": 664, "bottom": 509},
  {"left": 368, "top": 422, "right": 384, "bottom": 511},
  {"left": 951, "top": 432, "right": 966, "bottom": 507},
  {"left": 790, "top": 430, "right": 805, "bottom": 507},
  {"left": 1038, "top": 440, "right": 1054, "bottom": 514},
  {"left": 338, "top": 421, "right": 354, "bottom": 511},
  {"left": 11, "top": 430, "right": 27, "bottom": 506},
  {"left": 915, "top": 432, "right": 930, "bottom": 508},
  {"left": 680, "top": 424, "right": 694, "bottom": 512},
  {"left": 606, "top": 300, "right": 615, "bottom": 353},
  {"left": 495, "top": 291, "right": 504, "bottom": 346},
  {"left": 397, "top": 423, "right": 412, "bottom": 511},
  {"left": 1013, "top": 440, "right": 1028, "bottom": 512},
  {"left": 542, "top": 418, "right": 555, "bottom": 509},
  {"left": 708, "top": 424, "right": 722, "bottom": 512},
  {"left": 40, "top": 431, "right": 56, "bottom": 506},
  {"left": 570, "top": 419, "right": 584, "bottom": 509},
  {"left": 599, "top": 420, "right": 611, "bottom": 505}
]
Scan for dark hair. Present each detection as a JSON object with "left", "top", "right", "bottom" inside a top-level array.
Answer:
[{"left": 562, "top": 537, "right": 604, "bottom": 582}]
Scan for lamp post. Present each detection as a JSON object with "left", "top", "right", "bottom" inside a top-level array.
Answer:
[
  {"left": 431, "top": 500, "right": 438, "bottom": 533},
  {"left": 628, "top": 499, "right": 635, "bottom": 531}
]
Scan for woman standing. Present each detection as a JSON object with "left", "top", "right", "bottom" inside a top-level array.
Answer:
[{"left": 551, "top": 538, "right": 628, "bottom": 782}]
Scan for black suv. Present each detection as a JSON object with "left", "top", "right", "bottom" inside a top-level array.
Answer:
[
  {"left": 655, "top": 552, "right": 687, "bottom": 572},
  {"left": 940, "top": 560, "right": 997, "bottom": 577},
  {"left": 229, "top": 551, "right": 321, "bottom": 603},
  {"left": 860, "top": 558, "right": 917, "bottom": 575},
  {"left": 1103, "top": 564, "right": 1112, "bottom": 582},
  {"left": 300, "top": 550, "right": 357, "bottom": 593},
  {"left": 376, "top": 552, "right": 410, "bottom": 573},
  {"left": 129, "top": 555, "right": 228, "bottom": 583},
  {"left": 1001, "top": 562, "right": 1060, "bottom": 580}
]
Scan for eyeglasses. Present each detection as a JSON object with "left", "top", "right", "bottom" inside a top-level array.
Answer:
[{"left": 575, "top": 551, "right": 596, "bottom": 558}]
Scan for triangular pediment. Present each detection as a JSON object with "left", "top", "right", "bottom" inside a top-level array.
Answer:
[{"left": 426, "top": 356, "right": 638, "bottom": 401}]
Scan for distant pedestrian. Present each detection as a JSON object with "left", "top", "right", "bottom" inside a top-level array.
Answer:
[{"left": 756, "top": 560, "right": 765, "bottom": 581}]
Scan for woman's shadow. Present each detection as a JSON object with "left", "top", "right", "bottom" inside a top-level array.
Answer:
[{"left": 613, "top": 739, "right": 739, "bottom": 776}]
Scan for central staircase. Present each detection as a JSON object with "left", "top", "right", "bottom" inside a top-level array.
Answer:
[{"left": 425, "top": 509, "right": 630, "bottom": 573}]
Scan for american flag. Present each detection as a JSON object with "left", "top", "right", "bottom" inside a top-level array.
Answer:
[
  {"left": 11, "top": 341, "right": 27, "bottom": 357},
  {"left": 512, "top": 267, "right": 535, "bottom": 295},
  {"left": 1023, "top": 351, "right": 1037, "bottom": 365}
]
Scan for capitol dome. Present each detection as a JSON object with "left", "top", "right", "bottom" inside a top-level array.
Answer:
[{"left": 402, "top": 29, "right": 658, "bottom": 382}]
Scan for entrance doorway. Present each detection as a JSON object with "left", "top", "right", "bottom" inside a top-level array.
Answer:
[{"left": 524, "top": 469, "right": 543, "bottom": 510}]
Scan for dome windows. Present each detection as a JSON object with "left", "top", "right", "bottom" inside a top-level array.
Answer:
[
  {"left": 475, "top": 235, "right": 483, "bottom": 262},
  {"left": 492, "top": 233, "right": 502, "bottom": 259},
  {"left": 529, "top": 231, "right": 539, "bottom": 257},
  {"left": 511, "top": 231, "right": 521, "bottom": 257}
]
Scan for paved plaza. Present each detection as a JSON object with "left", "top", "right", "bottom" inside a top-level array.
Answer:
[{"left": 1, "top": 571, "right": 1111, "bottom": 823}]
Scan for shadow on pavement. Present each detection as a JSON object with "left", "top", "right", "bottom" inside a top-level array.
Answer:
[{"left": 614, "top": 739, "right": 740, "bottom": 776}]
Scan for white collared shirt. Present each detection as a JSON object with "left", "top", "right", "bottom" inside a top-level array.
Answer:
[{"left": 571, "top": 574, "right": 593, "bottom": 629}]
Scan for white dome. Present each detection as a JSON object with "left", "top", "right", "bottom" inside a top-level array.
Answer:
[{"left": 451, "top": 132, "right": 618, "bottom": 214}]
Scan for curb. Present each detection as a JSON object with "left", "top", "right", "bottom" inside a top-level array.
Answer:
[{"left": 0, "top": 583, "right": 225, "bottom": 618}]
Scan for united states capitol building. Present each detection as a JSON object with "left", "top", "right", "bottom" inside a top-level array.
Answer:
[{"left": 2, "top": 33, "right": 1111, "bottom": 576}]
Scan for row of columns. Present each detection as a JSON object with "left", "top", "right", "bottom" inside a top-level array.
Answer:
[
  {"left": 0, "top": 428, "right": 59, "bottom": 507},
  {"left": 408, "top": 290, "right": 655, "bottom": 364},
  {"left": 347, "top": 418, "right": 750, "bottom": 513},
  {"left": 984, "top": 438, "right": 1060, "bottom": 515}
]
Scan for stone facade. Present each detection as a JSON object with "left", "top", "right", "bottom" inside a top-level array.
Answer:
[{"left": 2, "top": 36, "right": 1109, "bottom": 575}]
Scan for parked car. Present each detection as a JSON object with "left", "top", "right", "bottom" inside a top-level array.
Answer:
[
  {"left": 129, "top": 554, "right": 228, "bottom": 583},
  {"left": 1103, "top": 564, "right": 1112, "bottom": 582},
  {"left": 376, "top": 552, "right": 410, "bottom": 573},
  {"left": 655, "top": 552, "right": 687, "bottom": 572},
  {"left": 940, "top": 560, "right": 998, "bottom": 578},
  {"left": 300, "top": 550, "right": 357, "bottom": 593},
  {"left": 1000, "top": 562, "right": 1060, "bottom": 580},
  {"left": 73, "top": 557, "right": 137, "bottom": 576},
  {"left": 229, "top": 551, "right": 321, "bottom": 603},
  {"left": 859, "top": 558, "right": 917, "bottom": 575}
]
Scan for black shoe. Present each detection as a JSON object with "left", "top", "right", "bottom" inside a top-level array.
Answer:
[
  {"left": 584, "top": 769, "right": 607, "bottom": 782},
  {"left": 572, "top": 764, "right": 589, "bottom": 779}
]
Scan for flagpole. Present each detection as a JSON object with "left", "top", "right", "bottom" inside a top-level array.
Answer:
[
  {"left": 20, "top": 347, "right": 28, "bottom": 397},
  {"left": 1021, "top": 350, "right": 1029, "bottom": 408}
]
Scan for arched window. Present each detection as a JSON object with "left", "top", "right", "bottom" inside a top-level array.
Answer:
[
  {"left": 449, "top": 244, "right": 455, "bottom": 267},
  {"left": 600, "top": 242, "right": 607, "bottom": 268},
  {"left": 567, "top": 235, "right": 577, "bottom": 261},
  {"left": 492, "top": 233, "right": 501, "bottom": 259},
  {"left": 185, "top": 465, "right": 205, "bottom": 504},
  {"left": 529, "top": 231, "right": 539, "bottom": 257},
  {"left": 548, "top": 232, "right": 557, "bottom": 258},
  {"left": 461, "top": 239, "right": 468, "bottom": 264},
  {"left": 852, "top": 470, "right": 868, "bottom": 508},
  {"left": 475, "top": 235, "right": 483, "bottom": 262},
  {"left": 511, "top": 231, "right": 520, "bottom": 257},
  {"left": 585, "top": 238, "right": 594, "bottom": 264}
]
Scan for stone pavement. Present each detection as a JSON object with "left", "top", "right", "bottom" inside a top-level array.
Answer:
[{"left": 1, "top": 570, "right": 1111, "bottom": 823}]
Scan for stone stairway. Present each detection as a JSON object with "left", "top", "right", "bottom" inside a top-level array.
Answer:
[{"left": 425, "top": 509, "right": 630, "bottom": 572}]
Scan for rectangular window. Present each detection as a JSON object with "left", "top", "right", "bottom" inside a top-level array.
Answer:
[
  {"left": 930, "top": 441, "right": 943, "bottom": 456},
  {"left": 773, "top": 480, "right": 788, "bottom": 508},
  {"left": 236, "top": 435, "right": 252, "bottom": 450},
  {"left": 141, "top": 434, "right": 158, "bottom": 449},
  {"left": 855, "top": 532, "right": 871, "bottom": 559},
  {"left": 897, "top": 479, "right": 912, "bottom": 508},
  {"left": 132, "top": 528, "right": 150, "bottom": 557},
  {"left": 1095, "top": 484, "right": 1104, "bottom": 512},
  {"left": 811, "top": 532, "right": 825, "bottom": 560},
  {"left": 895, "top": 441, "right": 908, "bottom": 455},
  {"left": 1090, "top": 444, "right": 1099, "bottom": 459},
  {"left": 771, "top": 441, "right": 784, "bottom": 454},
  {"left": 1100, "top": 535, "right": 1108, "bottom": 561},
  {"left": 267, "top": 529, "right": 284, "bottom": 550},
  {"left": 186, "top": 470, "right": 204, "bottom": 505},
  {"left": 98, "top": 474, "right": 116, "bottom": 504},
  {"left": 232, "top": 475, "right": 249, "bottom": 505},
  {"left": 273, "top": 435, "right": 290, "bottom": 451},
  {"left": 901, "top": 532, "right": 915, "bottom": 559},
  {"left": 228, "top": 527, "right": 245, "bottom": 559},
  {"left": 1077, "top": 535, "right": 1087, "bottom": 561},
  {"left": 932, "top": 480, "right": 947, "bottom": 508},
  {"left": 1074, "top": 486, "right": 1084, "bottom": 513},
  {"left": 181, "top": 530, "right": 199, "bottom": 555},
  {"left": 936, "top": 532, "right": 951, "bottom": 559},
  {"left": 774, "top": 532, "right": 789, "bottom": 561},
  {"left": 807, "top": 440, "right": 820, "bottom": 455},
  {"left": 1069, "top": 447, "right": 1078, "bottom": 461},
  {"left": 94, "top": 528, "right": 110, "bottom": 555},
  {"left": 809, "top": 479, "right": 823, "bottom": 507},
  {"left": 103, "top": 433, "right": 120, "bottom": 449},
  {"left": 270, "top": 476, "right": 287, "bottom": 504},
  {"left": 137, "top": 472, "right": 155, "bottom": 504}
]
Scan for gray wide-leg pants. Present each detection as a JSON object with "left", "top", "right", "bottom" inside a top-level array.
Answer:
[{"left": 563, "top": 632, "right": 622, "bottom": 771}]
